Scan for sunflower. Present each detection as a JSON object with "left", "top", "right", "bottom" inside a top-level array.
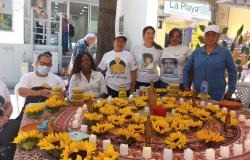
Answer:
[
  {"left": 128, "top": 124, "right": 145, "bottom": 134},
  {"left": 179, "top": 91, "right": 192, "bottom": 97},
  {"left": 152, "top": 119, "right": 171, "bottom": 135},
  {"left": 82, "top": 93, "right": 95, "bottom": 101},
  {"left": 215, "top": 111, "right": 238, "bottom": 127},
  {"left": 133, "top": 115, "right": 147, "bottom": 124},
  {"left": 84, "top": 113, "right": 103, "bottom": 126},
  {"left": 94, "top": 99, "right": 107, "bottom": 109},
  {"left": 91, "top": 123, "right": 114, "bottom": 136},
  {"left": 163, "top": 102, "right": 176, "bottom": 110},
  {"left": 107, "top": 115, "right": 125, "bottom": 126},
  {"left": 44, "top": 95, "right": 66, "bottom": 113},
  {"left": 99, "top": 104, "right": 118, "bottom": 115},
  {"left": 112, "top": 98, "right": 129, "bottom": 107},
  {"left": 156, "top": 88, "right": 167, "bottom": 93},
  {"left": 37, "top": 132, "right": 71, "bottom": 158},
  {"left": 119, "top": 110, "right": 135, "bottom": 122},
  {"left": 132, "top": 97, "right": 147, "bottom": 108},
  {"left": 13, "top": 130, "right": 44, "bottom": 150},
  {"left": 114, "top": 128, "right": 142, "bottom": 144},
  {"left": 204, "top": 104, "right": 220, "bottom": 113},
  {"left": 61, "top": 141, "right": 96, "bottom": 160},
  {"left": 93, "top": 144, "right": 119, "bottom": 160},
  {"left": 190, "top": 108, "right": 210, "bottom": 121},
  {"left": 165, "top": 131, "right": 188, "bottom": 149},
  {"left": 196, "top": 129, "right": 225, "bottom": 143},
  {"left": 197, "top": 93, "right": 211, "bottom": 100},
  {"left": 25, "top": 103, "right": 44, "bottom": 119}
]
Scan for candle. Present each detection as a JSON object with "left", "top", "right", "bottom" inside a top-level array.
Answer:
[
  {"left": 120, "top": 144, "right": 128, "bottom": 156},
  {"left": 103, "top": 139, "right": 111, "bottom": 150},
  {"left": 163, "top": 148, "right": 172, "bottom": 160},
  {"left": 179, "top": 98, "right": 184, "bottom": 103},
  {"left": 205, "top": 148, "right": 215, "bottom": 160},
  {"left": 128, "top": 94, "right": 133, "bottom": 102},
  {"left": 89, "top": 134, "right": 96, "bottom": 144},
  {"left": 233, "top": 143, "right": 243, "bottom": 156},
  {"left": 245, "top": 119, "right": 250, "bottom": 127},
  {"left": 171, "top": 109, "right": 176, "bottom": 115},
  {"left": 77, "top": 107, "right": 83, "bottom": 114},
  {"left": 200, "top": 101, "right": 205, "bottom": 107},
  {"left": 74, "top": 114, "right": 81, "bottom": 121},
  {"left": 222, "top": 107, "right": 228, "bottom": 113},
  {"left": 143, "top": 147, "right": 151, "bottom": 159},
  {"left": 82, "top": 104, "right": 88, "bottom": 111},
  {"left": 244, "top": 139, "right": 250, "bottom": 152},
  {"left": 239, "top": 115, "right": 246, "bottom": 122},
  {"left": 144, "top": 107, "right": 150, "bottom": 113},
  {"left": 72, "top": 120, "right": 79, "bottom": 129},
  {"left": 220, "top": 146, "right": 229, "bottom": 158},
  {"left": 107, "top": 96, "right": 112, "bottom": 104},
  {"left": 214, "top": 104, "right": 219, "bottom": 110},
  {"left": 230, "top": 110, "right": 236, "bottom": 117},
  {"left": 184, "top": 148, "right": 193, "bottom": 160},
  {"left": 80, "top": 125, "right": 88, "bottom": 133}
]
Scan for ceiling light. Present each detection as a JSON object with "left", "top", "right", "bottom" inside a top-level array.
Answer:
[
  {"left": 55, "top": 6, "right": 58, "bottom": 9},
  {"left": 80, "top": 13, "right": 83, "bottom": 15},
  {"left": 82, "top": 9, "right": 84, "bottom": 12},
  {"left": 84, "top": 6, "right": 88, "bottom": 9},
  {"left": 55, "top": 2, "right": 58, "bottom": 5}
]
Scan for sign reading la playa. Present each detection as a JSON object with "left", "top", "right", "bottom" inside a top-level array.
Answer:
[{"left": 164, "top": 0, "right": 211, "bottom": 20}]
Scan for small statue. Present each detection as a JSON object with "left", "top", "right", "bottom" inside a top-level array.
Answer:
[
  {"left": 144, "top": 115, "right": 152, "bottom": 147},
  {"left": 223, "top": 110, "right": 231, "bottom": 133},
  {"left": 87, "top": 100, "right": 94, "bottom": 113},
  {"left": 148, "top": 83, "right": 157, "bottom": 114}
]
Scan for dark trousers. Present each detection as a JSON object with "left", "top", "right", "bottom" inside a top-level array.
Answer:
[
  {"left": 107, "top": 86, "right": 130, "bottom": 98},
  {"left": 62, "top": 32, "right": 69, "bottom": 54},
  {"left": 135, "top": 80, "right": 163, "bottom": 89}
]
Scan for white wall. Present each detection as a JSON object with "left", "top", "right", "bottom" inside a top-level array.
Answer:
[
  {"left": 116, "top": 0, "right": 158, "bottom": 50},
  {"left": 0, "top": 0, "right": 24, "bottom": 44}
]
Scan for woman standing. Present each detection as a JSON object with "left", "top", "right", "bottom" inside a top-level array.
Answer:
[
  {"left": 160, "top": 28, "right": 192, "bottom": 90},
  {"left": 131, "top": 26, "right": 163, "bottom": 89},
  {"left": 69, "top": 52, "right": 107, "bottom": 98}
]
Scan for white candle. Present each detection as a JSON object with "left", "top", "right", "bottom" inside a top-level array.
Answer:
[
  {"left": 144, "top": 107, "right": 150, "bottom": 113},
  {"left": 163, "top": 148, "right": 172, "bottom": 160},
  {"left": 103, "top": 139, "right": 111, "bottom": 150},
  {"left": 246, "top": 133, "right": 250, "bottom": 140},
  {"left": 129, "top": 94, "right": 133, "bottom": 102},
  {"left": 179, "top": 98, "right": 184, "bottom": 103},
  {"left": 220, "top": 146, "right": 229, "bottom": 158},
  {"left": 214, "top": 105, "right": 219, "bottom": 110},
  {"left": 74, "top": 114, "right": 81, "bottom": 121},
  {"left": 200, "top": 101, "right": 205, "bottom": 107},
  {"left": 222, "top": 107, "right": 228, "bottom": 113},
  {"left": 245, "top": 119, "right": 250, "bottom": 127},
  {"left": 77, "top": 107, "right": 83, "bottom": 114},
  {"left": 89, "top": 134, "right": 96, "bottom": 144},
  {"left": 244, "top": 139, "right": 250, "bottom": 152},
  {"left": 239, "top": 115, "right": 246, "bottom": 122},
  {"left": 72, "top": 120, "right": 79, "bottom": 129},
  {"left": 82, "top": 104, "right": 88, "bottom": 111},
  {"left": 171, "top": 109, "right": 176, "bottom": 115},
  {"left": 107, "top": 96, "right": 112, "bottom": 104},
  {"left": 233, "top": 143, "right": 243, "bottom": 156},
  {"left": 184, "top": 148, "right": 193, "bottom": 160},
  {"left": 143, "top": 147, "right": 151, "bottom": 159},
  {"left": 120, "top": 144, "right": 128, "bottom": 156},
  {"left": 205, "top": 148, "right": 215, "bottom": 160},
  {"left": 80, "top": 125, "right": 88, "bottom": 133}
]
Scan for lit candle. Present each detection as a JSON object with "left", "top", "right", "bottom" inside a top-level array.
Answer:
[
  {"left": 200, "top": 101, "right": 205, "bottom": 107},
  {"left": 143, "top": 147, "right": 151, "bottom": 159},
  {"left": 220, "top": 146, "right": 229, "bottom": 158},
  {"left": 74, "top": 114, "right": 81, "bottom": 121},
  {"left": 80, "top": 125, "right": 88, "bottom": 133},
  {"left": 82, "top": 104, "right": 88, "bottom": 111},
  {"left": 144, "top": 107, "right": 150, "bottom": 113},
  {"left": 72, "top": 120, "right": 79, "bottom": 129},
  {"left": 245, "top": 119, "right": 250, "bottom": 127},
  {"left": 89, "top": 134, "right": 96, "bottom": 144},
  {"left": 179, "top": 98, "right": 184, "bottom": 103},
  {"left": 184, "top": 148, "right": 193, "bottom": 160},
  {"left": 205, "top": 148, "right": 215, "bottom": 160},
  {"left": 239, "top": 115, "right": 246, "bottom": 122},
  {"left": 163, "top": 148, "right": 172, "bottom": 160},
  {"left": 233, "top": 143, "right": 243, "bottom": 156},
  {"left": 120, "top": 144, "right": 128, "bottom": 156},
  {"left": 244, "top": 139, "right": 250, "bottom": 152},
  {"left": 103, "top": 139, "right": 111, "bottom": 150}
]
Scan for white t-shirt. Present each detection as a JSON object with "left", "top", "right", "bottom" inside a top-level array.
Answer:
[
  {"left": 160, "top": 45, "right": 192, "bottom": 84},
  {"left": 98, "top": 50, "right": 137, "bottom": 91},
  {"left": 69, "top": 71, "right": 107, "bottom": 97},
  {"left": 131, "top": 45, "right": 162, "bottom": 83},
  {"left": 16, "top": 72, "right": 65, "bottom": 90},
  {"left": 0, "top": 80, "right": 10, "bottom": 104}
]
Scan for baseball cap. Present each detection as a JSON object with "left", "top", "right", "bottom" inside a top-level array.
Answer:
[
  {"left": 115, "top": 32, "right": 127, "bottom": 41},
  {"left": 204, "top": 25, "right": 220, "bottom": 34}
]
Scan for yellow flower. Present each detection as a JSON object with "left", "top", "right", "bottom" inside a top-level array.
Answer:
[
  {"left": 132, "top": 97, "right": 147, "bottom": 108},
  {"left": 83, "top": 93, "right": 95, "bottom": 101},
  {"left": 112, "top": 98, "right": 129, "bottom": 107},
  {"left": 197, "top": 93, "right": 211, "bottom": 100},
  {"left": 61, "top": 141, "right": 96, "bottom": 160},
  {"left": 91, "top": 123, "right": 114, "bottom": 135},
  {"left": 156, "top": 88, "right": 167, "bottom": 93},
  {"left": 107, "top": 115, "right": 125, "bottom": 126},
  {"left": 204, "top": 104, "right": 220, "bottom": 113},
  {"left": 179, "top": 91, "right": 192, "bottom": 97},
  {"left": 44, "top": 95, "right": 66, "bottom": 110},
  {"left": 163, "top": 102, "right": 176, "bottom": 109},
  {"left": 162, "top": 96, "right": 176, "bottom": 104},
  {"left": 119, "top": 109, "right": 135, "bottom": 122},
  {"left": 165, "top": 132, "right": 188, "bottom": 149},
  {"left": 133, "top": 115, "right": 147, "bottom": 124},
  {"left": 114, "top": 128, "right": 142, "bottom": 144},
  {"left": 190, "top": 108, "right": 210, "bottom": 121},
  {"left": 128, "top": 124, "right": 145, "bottom": 134},
  {"left": 25, "top": 103, "right": 44, "bottom": 114},
  {"left": 99, "top": 104, "right": 118, "bottom": 115},
  {"left": 196, "top": 129, "right": 225, "bottom": 143},
  {"left": 93, "top": 144, "right": 119, "bottom": 160},
  {"left": 94, "top": 99, "right": 107, "bottom": 109},
  {"left": 84, "top": 113, "right": 103, "bottom": 126},
  {"left": 152, "top": 119, "right": 171, "bottom": 134},
  {"left": 215, "top": 111, "right": 238, "bottom": 127}
]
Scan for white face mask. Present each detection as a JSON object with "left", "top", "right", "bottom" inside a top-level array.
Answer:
[{"left": 36, "top": 65, "right": 51, "bottom": 75}]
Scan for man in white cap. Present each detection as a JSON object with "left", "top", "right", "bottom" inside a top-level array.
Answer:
[
  {"left": 183, "top": 24, "right": 237, "bottom": 101},
  {"left": 98, "top": 33, "right": 137, "bottom": 97}
]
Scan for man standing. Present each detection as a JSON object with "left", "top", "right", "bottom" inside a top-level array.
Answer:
[{"left": 62, "top": 13, "right": 69, "bottom": 55}]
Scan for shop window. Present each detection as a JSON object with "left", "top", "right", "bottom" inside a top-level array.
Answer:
[{"left": 0, "top": 0, "right": 13, "bottom": 31}]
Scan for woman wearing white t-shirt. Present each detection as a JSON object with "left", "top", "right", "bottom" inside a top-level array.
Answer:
[
  {"left": 160, "top": 28, "right": 192, "bottom": 90},
  {"left": 69, "top": 52, "right": 107, "bottom": 98},
  {"left": 130, "top": 26, "right": 163, "bottom": 89}
]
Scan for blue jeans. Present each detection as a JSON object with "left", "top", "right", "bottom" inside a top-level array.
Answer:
[{"left": 62, "top": 32, "right": 69, "bottom": 53}]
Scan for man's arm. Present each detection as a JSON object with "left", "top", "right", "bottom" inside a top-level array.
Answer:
[
  {"left": 130, "top": 70, "right": 137, "bottom": 92},
  {"left": 18, "top": 87, "right": 50, "bottom": 97}
]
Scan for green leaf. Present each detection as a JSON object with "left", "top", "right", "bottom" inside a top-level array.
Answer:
[
  {"left": 236, "top": 59, "right": 241, "bottom": 65},
  {"left": 230, "top": 43, "right": 235, "bottom": 53},
  {"left": 237, "top": 25, "right": 244, "bottom": 36},
  {"left": 199, "top": 25, "right": 206, "bottom": 32},
  {"left": 222, "top": 41, "right": 227, "bottom": 48},
  {"left": 238, "top": 35, "right": 243, "bottom": 45},
  {"left": 222, "top": 27, "right": 229, "bottom": 35},
  {"left": 198, "top": 35, "right": 204, "bottom": 44}
]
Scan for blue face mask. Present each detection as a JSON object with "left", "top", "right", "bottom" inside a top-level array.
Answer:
[{"left": 37, "top": 65, "right": 51, "bottom": 75}]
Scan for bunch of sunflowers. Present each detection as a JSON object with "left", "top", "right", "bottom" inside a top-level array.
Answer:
[
  {"left": 114, "top": 128, "right": 142, "bottom": 145},
  {"left": 152, "top": 119, "right": 171, "bottom": 135},
  {"left": 107, "top": 115, "right": 125, "bottom": 126},
  {"left": 132, "top": 97, "right": 147, "bottom": 108},
  {"left": 165, "top": 131, "right": 188, "bottom": 150},
  {"left": 83, "top": 93, "right": 95, "bottom": 101},
  {"left": 24, "top": 103, "right": 44, "bottom": 119},
  {"left": 91, "top": 123, "right": 114, "bottom": 136},
  {"left": 44, "top": 95, "right": 66, "bottom": 113},
  {"left": 99, "top": 104, "right": 118, "bottom": 115},
  {"left": 196, "top": 129, "right": 225, "bottom": 144},
  {"left": 112, "top": 98, "right": 129, "bottom": 107},
  {"left": 215, "top": 111, "right": 238, "bottom": 127},
  {"left": 93, "top": 144, "right": 119, "bottom": 160},
  {"left": 84, "top": 113, "right": 103, "bottom": 126}
]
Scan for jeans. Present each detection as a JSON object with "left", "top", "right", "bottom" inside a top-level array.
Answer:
[{"left": 62, "top": 32, "right": 69, "bottom": 54}]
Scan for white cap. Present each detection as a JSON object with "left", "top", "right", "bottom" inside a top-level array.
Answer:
[
  {"left": 204, "top": 25, "right": 220, "bottom": 34},
  {"left": 115, "top": 32, "right": 127, "bottom": 41}
]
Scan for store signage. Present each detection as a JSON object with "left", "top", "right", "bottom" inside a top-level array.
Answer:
[{"left": 164, "top": 0, "right": 211, "bottom": 20}]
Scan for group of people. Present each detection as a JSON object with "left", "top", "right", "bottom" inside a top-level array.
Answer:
[{"left": 0, "top": 24, "right": 237, "bottom": 159}]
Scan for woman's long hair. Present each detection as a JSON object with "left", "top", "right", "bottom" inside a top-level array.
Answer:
[
  {"left": 71, "top": 52, "right": 96, "bottom": 80},
  {"left": 166, "top": 28, "right": 182, "bottom": 47},
  {"left": 143, "top": 26, "right": 163, "bottom": 50}
]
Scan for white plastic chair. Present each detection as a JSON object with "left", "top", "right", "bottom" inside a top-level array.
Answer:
[{"left": 235, "top": 82, "right": 250, "bottom": 108}]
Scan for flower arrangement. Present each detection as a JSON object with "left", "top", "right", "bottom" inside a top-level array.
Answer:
[
  {"left": 94, "top": 99, "right": 107, "bottom": 109},
  {"left": 190, "top": 108, "right": 210, "bottom": 121},
  {"left": 152, "top": 119, "right": 171, "bottom": 135},
  {"left": 127, "top": 124, "right": 145, "bottom": 134},
  {"left": 163, "top": 102, "right": 176, "bottom": 110},
  {"left": 215, "top": 111, "right": 238, "bottom": 127},
  {"left": 37, "top": 132, "right": 72, "bottom": 158},
  {"left": 83, "top": 93, "right": 95, "bottom": 102},
  {"left": 91, "top": 123, "right": 114, "bottom": 136},
  {"left": 93, "top": 144, "right": 119, "bottom": 160},
  {"left": 13, "top": 130, "right": 44, "bottom": 150},
  {"left": 112, "top": 98, "right": 129, "bottom": 107},
  {"left": 132, "top": 97, "right": 147, "bottom": 108},
  {"left": 133, "top": 115, "right": 147, "bottom": 124},
  {"left": 24, "top": 103, "right": 44, "bottom": 119},
  {"left": 197, "top": 93, "right": 211, "bottom": 100},
  {"left": 179, "top": 91, "right": 192, "bottom": 98},
  {"left": 196, "top": 129, "right": 225, "bottom": 144},
  {"left": 165, "top": 131, "right": 188, "bottom": 150},
  {"left": 99, "top": 104, "right": 118, "bottom": 115},
  {"left": 44, "top": 95, "right": 66, "bottom": 113},
  {"left": 84, "top": 113, "right": 103, "bottom": 126},
  {"left": 107, "top": 115, "right": 125, "bottom": 126},
  {"left": 119, "top": 110, "right": 135, "bottom": 122},
  {"left": 156, "top": 88, "right": 167, "bottom": 93},
  {"left": 204, "top": 104, "right": 220, "bottom": 113},
  {"left": 113, "top": 128, "right": 142, "bottom": 145},
  {"left": 162, "top": 96, "right": 176, "bottom": 104},
  {"left": 61, "top": 141, "right": 96, "bottom": 160}
]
